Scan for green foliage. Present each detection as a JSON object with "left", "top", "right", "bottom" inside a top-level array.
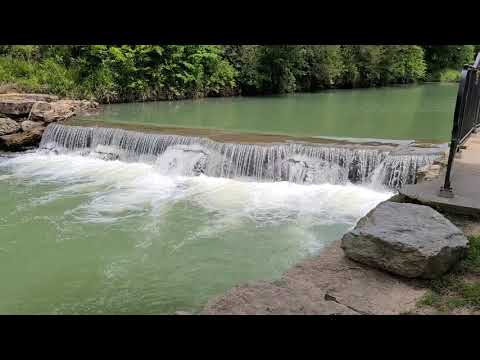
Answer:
[
  {"left": 437, "top": 69, "right": 461, "bottom": 83},
  {"left": 337, "top": 45, "right": 426, "bottom": 87},
  {"left": 458, "top": 236, "right": 480, "bottom": 274},
  {"left": 245, "top": 45, "right": 304, "bottom": 94},
  {"left": 424, "top": 45, "right": 475, "bottom": 76},
  {"left": 0, "top": 45, "right": 476, "bottom": 103},
  {"left": 223, "top": 45, "right": 263, "bottom": 95},
  {"left": 418, "top": 236, "right": 480, "bottom": 312},
  {"left": 65, "top": 45, "right": 238, "bottom": 102},
  {"left": 297, "top": 45, "right": 343, "bottom": 90},
  {"left": 381, "top": 45, "right": 426, "bottom": 83},
  {"left": 0, "top": 56, "right": 77, "bottom": 96}
]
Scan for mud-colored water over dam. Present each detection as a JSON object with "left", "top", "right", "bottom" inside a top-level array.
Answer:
[{"left": 0, "top": 121, "right": 445, "bottom": 314}]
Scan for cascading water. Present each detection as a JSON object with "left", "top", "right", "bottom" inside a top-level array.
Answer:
[
  {"left": 40, "top": 123, "right": 442, "bottom": 188},
  {"left": 1, "top": 123, "right": 443, "bottom": 314}
]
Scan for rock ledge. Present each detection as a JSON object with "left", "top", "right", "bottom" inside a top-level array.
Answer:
[{"left": 0, "top": 93, "right": 99, "bottom": 151}]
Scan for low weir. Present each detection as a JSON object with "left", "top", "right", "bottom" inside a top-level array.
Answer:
[{"left": 39, "top": 124, "right": 443, "bottom": 188}]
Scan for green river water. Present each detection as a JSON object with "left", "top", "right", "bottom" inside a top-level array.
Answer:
[
  {"left": 78, "top": 83, "right": 458, "bottom": 142},
  {"left": 0, "top": 83, "right": 457, "bottom": 314}
]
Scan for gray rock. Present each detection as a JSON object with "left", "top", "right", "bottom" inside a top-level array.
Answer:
[
  {"left": 21, "top": 120, "right": 43, "bottom": 132},
  {"left": 341, "top": 201, "right": 468, "bottom": 279},
  {"left": 0, "top": 117, "right": 21, "bottom": 136}
]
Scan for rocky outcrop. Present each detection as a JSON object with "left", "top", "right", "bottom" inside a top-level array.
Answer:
[
  {"left": 0, "top": 99, "right": 36, "bottom": 117},
  {"left": 0, "top": 117, "right": 21, "bottom": 136},
  {"left": 0, "top": 127, "right": 45, "bottom": 151},
  {"left": 0, "top": 93, "right": 100, "bottom": 151},
  {"left": 341, "top": 201, "right": 469, "bottom": 279}
]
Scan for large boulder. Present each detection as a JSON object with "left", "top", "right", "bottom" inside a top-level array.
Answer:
[
  {"left": 0, "top": 117, "right": 21, "bottom": 135},
  {"left": 0, "top": 126, "right": 45, "bottom": 151},
  {"left": 341, "top": 201, "right": 468, "bottom": 279}
]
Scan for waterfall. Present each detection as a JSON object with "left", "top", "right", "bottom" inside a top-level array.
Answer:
[{"left": 39, "top": 124, "right": 442, "bottom": 188}]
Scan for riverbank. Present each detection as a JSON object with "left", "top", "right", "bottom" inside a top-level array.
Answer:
[
  {"left": 0, "top": 93, "right": 99, "bottom": 151},
  {"left": 201, "top": 203, "right": 480, "bottom": 315},
  {"left": 1, "top": 92, "right": 476, "bottom": 315},
  {"left": 201, "top": 238, "right": 427, "bottom": 315},
  {"left": 201, "top": 151, "right": 480, "bottom": 315}
]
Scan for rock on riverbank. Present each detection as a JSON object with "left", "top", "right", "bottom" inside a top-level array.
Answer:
[
  {"left": 341, "top": 201, "right": 469, "bottom": 279},
  {"left": 0, "top": 93, "right": 99, "bottom": 151}
]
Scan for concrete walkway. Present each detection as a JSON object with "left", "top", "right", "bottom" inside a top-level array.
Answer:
[{"left": 400, "top": 132, "right": 480, "bottom": 217}]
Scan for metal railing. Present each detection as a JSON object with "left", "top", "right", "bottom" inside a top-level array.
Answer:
[{"left": 439, "top": 52, "right": 480, "bottom": 198}]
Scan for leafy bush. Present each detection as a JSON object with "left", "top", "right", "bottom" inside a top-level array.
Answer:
[
  {"left": 0, "top": 56, "right": 76, "bottom": 95},
  {"left": 438, "top": 69, "right": 461, "bottom": 82}
]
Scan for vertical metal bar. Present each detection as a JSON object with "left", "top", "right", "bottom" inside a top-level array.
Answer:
[
  {"left": 457, "top": 70, "right": 470, "bottom": 144},
  {"left": 473, "top": 52, "right": 480, "bottom": 129},
  {"left": 474, "top": 71, "right": 480, "bottom": 128},
  {"left": 439, "top": 67, "right": 469, "bottom": 197},
  {"left": 474, "top": 52, "right": 480, "bottom": 68}
]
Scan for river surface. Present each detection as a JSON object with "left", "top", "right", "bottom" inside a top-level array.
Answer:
[
  {"left": 79, "top": 83, "right": 458, "bottom": 142},
  {"left": 0, "top": 84, "right": 452, "bottom": 314}
]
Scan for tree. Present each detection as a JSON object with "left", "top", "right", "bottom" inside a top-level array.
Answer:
[
  {"left": 423, "top": 45, "right": 475, "bottom": 74},
  {"left": 297, "top": 45, "right": 343, "bottom": 91},
  {"left": 380, "top": 46, "right": 426, "bottom": 84}
]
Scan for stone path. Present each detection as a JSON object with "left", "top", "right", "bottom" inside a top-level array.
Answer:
[{"left": 400, "top": 132, "right": 480, "bottom": 217}]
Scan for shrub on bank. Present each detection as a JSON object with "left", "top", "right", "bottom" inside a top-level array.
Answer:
[
  {"left": 438, "top": 69, "right": 462, "bottom": 82},
  {"left": 0, "top": 56, "right": 77, "bottom": 96}
]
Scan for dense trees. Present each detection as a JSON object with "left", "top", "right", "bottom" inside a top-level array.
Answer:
[
  {"left": 423, "top": 45, "right": 475, "bottom": 80},
  {"left": 0, "top": 45, "right": 237, "bottom": 102},
  {"left": 0, "top": 45, "right": 476, "bottom": 103}
]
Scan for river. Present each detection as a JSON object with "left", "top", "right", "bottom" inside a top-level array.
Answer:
[
  {"left": 0, "top": 84, "right": 455, "bottom": 314},
  {"left": 77, "top": 83, "right": 458, "bottom": 142}
]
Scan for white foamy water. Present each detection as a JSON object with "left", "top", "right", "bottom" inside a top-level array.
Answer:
[
  {"left": 0, "top": 151, "right": 392, "bottom": 314},
  {"left": 1, "top": 152, "right": 392, "bottom": 226},
  {"left": 39, "top": 123, "right": 442, "bottom": 188}
]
